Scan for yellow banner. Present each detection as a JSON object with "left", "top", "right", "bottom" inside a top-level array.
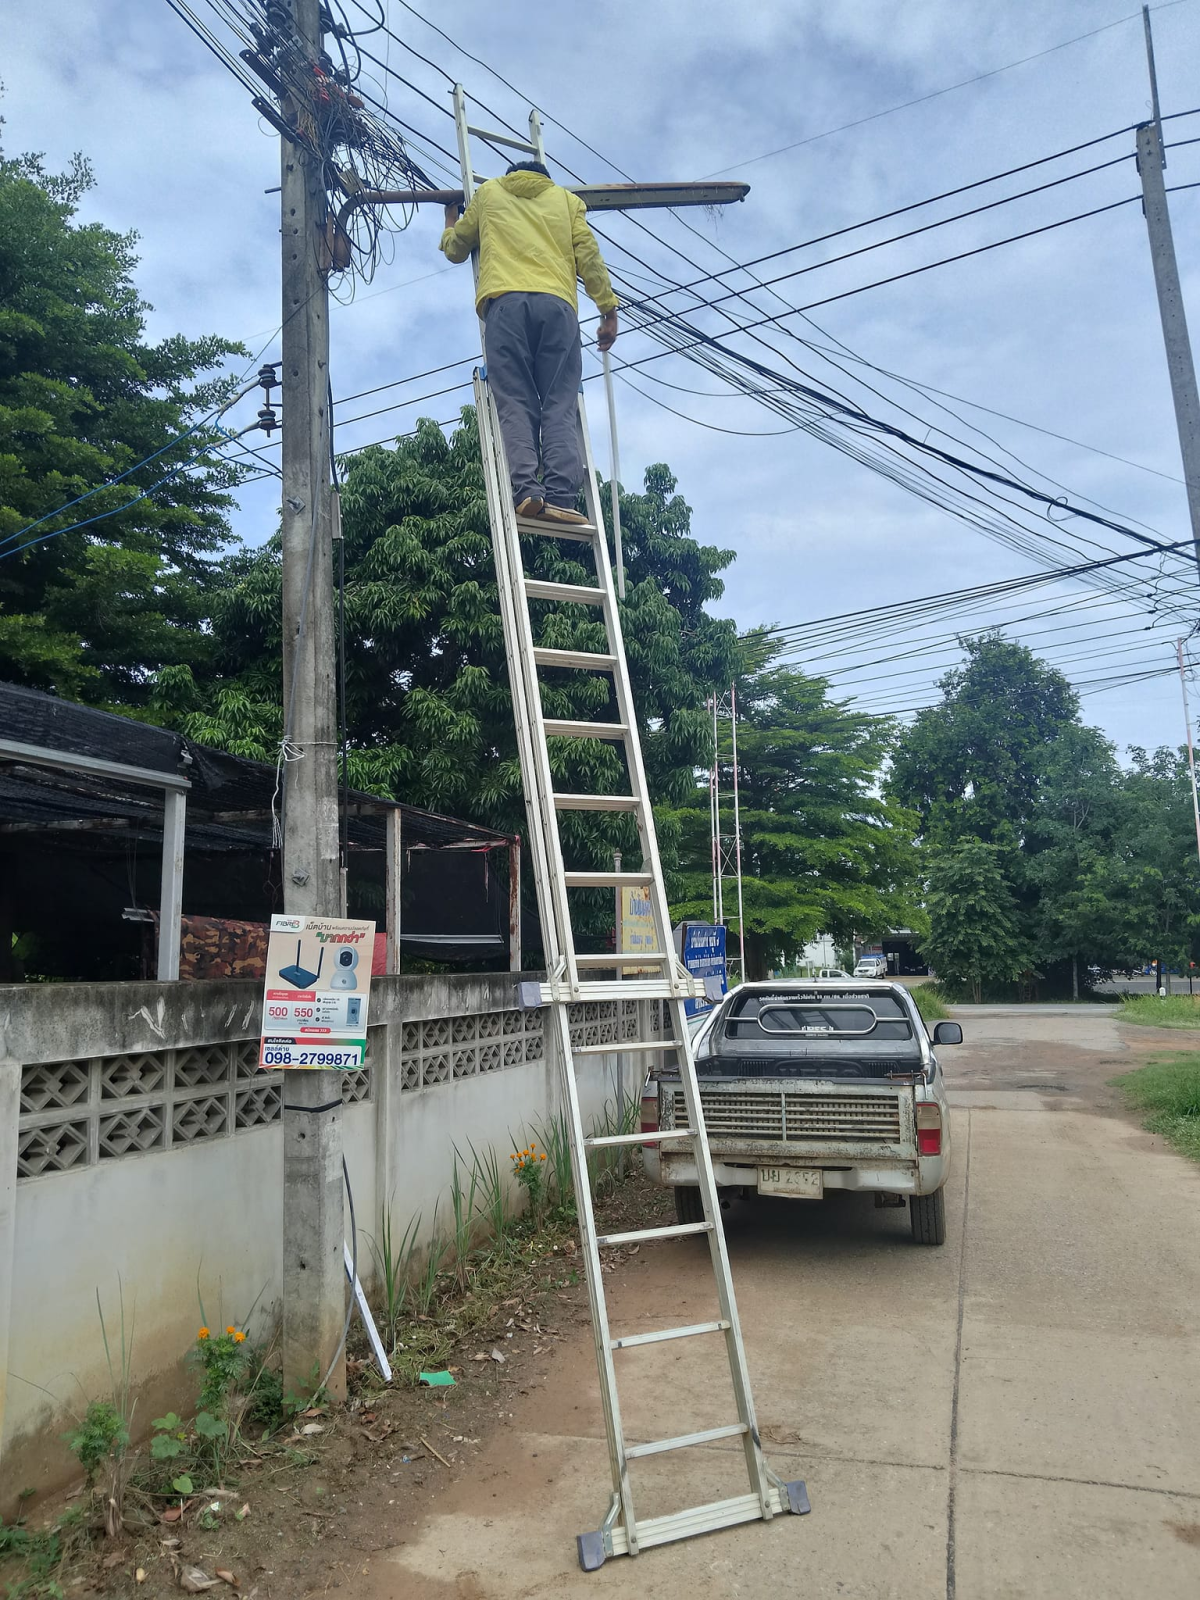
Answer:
[{"left": 620, "top": 886, "right": 659, "bottom": 976}]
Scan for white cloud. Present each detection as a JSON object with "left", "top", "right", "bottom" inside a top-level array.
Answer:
[{"left": 6, "top": 0, "right": 1200, "bottom": 752}]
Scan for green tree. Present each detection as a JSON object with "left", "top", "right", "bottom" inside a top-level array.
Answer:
[
  {"left": 0, "top": 138, "right": 246, "bottom": 702},
  {"left": 157, "top": 414, "right": 739, "bottom": 949},
  {"left": 921, "top": 837, "right": 1030, "bottom": 1003},
  {"left": 888, "top": 634, "right": 1080, "bottom": 846},
  {"left": 1110, "top": 747, "right": 1200, "bottom": 982},
  {"left": 1025, "top": 724, "right": 1127, "bottom": 995},
  {"left": 668, "top": 635, "right": 922, "bottom": 979}
]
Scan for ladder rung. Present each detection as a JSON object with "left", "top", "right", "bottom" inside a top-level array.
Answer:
[
  {"left": 516, "top": 515, "right": 597, "bottom": 544},
  {"left": 597, "top": 1221, "right": 712, "bottom": 1246},
  {"left": 565, "top": 870, "right": 652, "bottom": 888},
  {"left": 466, "top": 123, "right": 538, "bottom": 154},
  {"left": 532, "top": 647, "right": 618, "bottom": 670},
  {"left": 573, "top": 1038, "right": 684, "bottom": 1056},
  {"left": 525, "top": 578, "right": 604, "bottom": 605},
  {"left": 625, "top": 1423, "right": 748, "bottom": 1461},
  {"left": 585, "top": 1128, "right": 693, "bottom": 1148},
  {"left": 544, "top": 719, "right": 628, "bottom": 741},
  {"left": 611, "top": 1319, "right": 728, "bottom": 1352},
  {"left": 574, "top": 951, "right": 671, "bottom": 967},
  {"left": 536, "top": 978, "right": 706, "bottom": 1003},
  {"left": 554, "top": 792, "right": 639, "bottom": 811}
]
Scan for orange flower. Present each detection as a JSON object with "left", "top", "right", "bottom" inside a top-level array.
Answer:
[
  {"left": 226, "top": 1325, "right": 236, "bottom": 1336},
  {"left": 540, "top": 1153, "right": 547, "bottom": 1162},
  {"left": 234, "top": 1330, "right": 247, "bottom": 1344},
  {"left": 197, "top": 1327, "right": 210, "bottom": 1341}
]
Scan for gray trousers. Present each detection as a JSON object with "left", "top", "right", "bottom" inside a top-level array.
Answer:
[{"left": 484, "top": 291, "right": 583, "bottom": 508}]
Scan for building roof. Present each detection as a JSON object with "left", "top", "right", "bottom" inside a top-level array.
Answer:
[{"left": 0, "top": 681, "right": 510, "bottom": 854}]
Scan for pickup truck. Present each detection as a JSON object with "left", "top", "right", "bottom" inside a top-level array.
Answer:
[{"left": 643, "top": 979, "right": 960, "bottom": 1245}]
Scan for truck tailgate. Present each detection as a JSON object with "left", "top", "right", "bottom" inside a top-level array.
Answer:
[{"left": 661, "top": 1079, "right": 917, "bottom": 1162}]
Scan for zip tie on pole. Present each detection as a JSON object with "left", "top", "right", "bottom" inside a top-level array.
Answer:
[{"left": 602, "top": 348, "right": 625, "bottom": 600}]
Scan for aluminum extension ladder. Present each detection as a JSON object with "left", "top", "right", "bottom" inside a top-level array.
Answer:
[{"left": 454, "top": 86, "right": 809, "bottom": 1570}]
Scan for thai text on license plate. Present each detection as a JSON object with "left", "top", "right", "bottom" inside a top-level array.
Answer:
[{"left": 757, "top": 1166, "right": 822, "bottom": 1199}]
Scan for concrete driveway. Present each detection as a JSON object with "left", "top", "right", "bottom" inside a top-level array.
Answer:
[{"left": 371, "top": 1006, "right": 1200, "bottom": 1599}]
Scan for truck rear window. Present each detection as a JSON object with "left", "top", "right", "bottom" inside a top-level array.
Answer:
[{"left": 723, "top": 992, "right": 913, "bottom": 1042}]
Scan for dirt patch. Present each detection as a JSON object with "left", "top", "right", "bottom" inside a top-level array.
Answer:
[
  {"left": 1167, "top": 1520, "right": 1200, "bottom": 1547},
  {"left": 0, "top": 1177, "right": 673, "bottom": 1600}
]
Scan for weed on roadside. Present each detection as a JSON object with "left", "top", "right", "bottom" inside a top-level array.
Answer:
[
  {"left": 912, "top": 985, "right": 953, "bottom": 1022},
  {"left": 1113, "top": 1052, "right": 1200, "bottom": 1162},
  {"left": 0, "top": 1508, "right": 86, "bottom": 1599},
  {"left": 1118, "top": 994, "right": 1200, "bottom": 1030}
]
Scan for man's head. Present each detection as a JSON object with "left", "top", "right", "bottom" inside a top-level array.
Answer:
[{"left": 506, "top": 160, "right": 551, "bottom": 179}]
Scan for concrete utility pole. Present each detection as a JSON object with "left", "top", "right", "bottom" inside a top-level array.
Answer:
[
  {"left": 278, "top": 0, "right": 346, "bottom": 1402},
  {"left": 1137, "top": 7, "right": 1200, "bottom": 582}
]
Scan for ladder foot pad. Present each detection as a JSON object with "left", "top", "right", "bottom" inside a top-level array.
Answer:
[
  {"left": 785, "top": 1479, "right": 812, "bottom": 1516},
  {"left": 576, "top": 1531, "right": 607, "bottom": 1572}
]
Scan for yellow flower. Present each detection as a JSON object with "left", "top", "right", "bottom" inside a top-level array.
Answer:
[
  {"left": 197, "top": 1327, "right": 210, "bottom": 1341},
  {"left": 234, "top": 1330, "right": 246, "bottom": 1344}
]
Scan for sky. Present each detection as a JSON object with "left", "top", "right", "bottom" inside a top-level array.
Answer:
[{"left": 8, "top": 0, "right": 1200, "bottom": 759}]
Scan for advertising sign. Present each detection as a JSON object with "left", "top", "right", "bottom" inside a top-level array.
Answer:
[
  {"left": 676, "top": 921, "right": 728, "bottom": 1017},
  {"left": 619, "top": 885, "right": 660, "bottom": 976},
  {"left": 259, "top": 913, "right": 376, "bottom": 1070}
]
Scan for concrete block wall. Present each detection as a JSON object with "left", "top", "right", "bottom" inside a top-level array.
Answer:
[{"left": 0, "top": 974, "right": 648, "bottom": 1506}]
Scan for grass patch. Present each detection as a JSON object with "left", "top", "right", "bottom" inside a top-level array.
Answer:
[
  {"left": 1113, "top": 1052, "right": 1200, "bottom": 1163},
  {"left": 1118, "top": 994, "right": 1200, "bottom": 1030},
  {"left": 912, "top": 984, "right": 952, "bottom": 1022}
]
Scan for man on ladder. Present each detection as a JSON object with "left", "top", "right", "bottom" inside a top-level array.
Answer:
[{"left": 440, "top": 160, "right": 620, "bottom": 525}]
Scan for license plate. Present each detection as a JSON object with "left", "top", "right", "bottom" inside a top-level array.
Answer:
[{"left": 757, "top": 1166, "right": 822, "bottom": 1199}]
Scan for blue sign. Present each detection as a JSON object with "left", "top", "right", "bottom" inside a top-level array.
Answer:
[{"left": 680, "top": 922, "right": 727, "bottom": 1017}]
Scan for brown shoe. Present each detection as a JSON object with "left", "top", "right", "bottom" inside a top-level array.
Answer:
[
  {"left": 539, "top": 504, "right": 591, "bottom": 526},
  {"left": 515, "top": 495, "right": 545, "bottom": 517}
]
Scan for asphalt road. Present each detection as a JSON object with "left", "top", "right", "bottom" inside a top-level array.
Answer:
[{"left": 373, "top": 1005, "right": 1200, "bottom": 1599}]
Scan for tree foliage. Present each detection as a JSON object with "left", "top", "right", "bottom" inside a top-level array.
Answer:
[
  {"left": 920, "top": 837, "right": 1029, "bottom": 1003},
  {"left": 156, "top": 412, "right": 740, "bottom": 947},
  {"left": 0, "top": 138, "right": 246, "bottom": 702},
  {"left": 888, "top": 634, "right": 1080, "bottom": 847},
  {"left": 668, "top": 635, "right": 922, "bottom": 978}
]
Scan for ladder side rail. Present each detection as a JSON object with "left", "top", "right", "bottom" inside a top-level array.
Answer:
[
  {"left": 665, "top": 993, "right": 774, "bottom": 1515},
  {"left": 528, "top": 106, "right": 546, "bottom": 166},
  {"left": 576, "top": 388, "right": 773, "bottom": 1511},
  {"left": 575, "top": 392, "right": 686, "bottom": 994},
  {"left": 473, "top": 376, "right": 564, "bottom": 971},
  {"left": 548, "top": 1002, "right": 642, "bottom": 1552},
  {"left": 477, "top": 383, "right": 581, "bottom": 987},
  {"left": 452, "top": 85, "right": 479, "bottom": 206}
]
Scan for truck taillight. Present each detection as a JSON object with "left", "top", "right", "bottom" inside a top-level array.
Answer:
[
  {"left": 916, "top": 1102, "right": 942, "bottom": 1156},
  {"left": 640, "top": 1079, "right": 659, "bottom": 1136}
]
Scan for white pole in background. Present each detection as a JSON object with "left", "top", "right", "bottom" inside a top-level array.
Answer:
[
  {"left": 602, "top": 350, "right": 626, "bottom": 599},
  {"left": 730, "top": 683, "right": 747, "bottom": 981},
  {"left": 1176, "top": 639, "right": 1200, "bottom": 867}
]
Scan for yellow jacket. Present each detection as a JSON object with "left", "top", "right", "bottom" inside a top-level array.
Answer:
[{"left": 440, "top": 170, "right": 619, "bottom": 317}]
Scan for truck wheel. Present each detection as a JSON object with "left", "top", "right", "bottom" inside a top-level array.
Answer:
[
  {"left": 674, "top": 1186, "right": 705, "bottom": 1225},
  {"left": 910, "top": 1188, "right": 946, "bottom": 1246}
]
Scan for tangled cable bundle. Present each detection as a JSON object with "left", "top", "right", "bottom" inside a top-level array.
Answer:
[{"left": 167, "top": 0, "right": 436, "bottom": 286}]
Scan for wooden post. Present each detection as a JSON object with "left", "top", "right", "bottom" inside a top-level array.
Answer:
[
  {"left": 386, "top": 807, "right": 402, "bottom": 975},
  {"left": 157, "top": 790, "right": 186, "bottom": 981},
  {"left": 508, "top": 835, "right": 522, "bottom": 972}
]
